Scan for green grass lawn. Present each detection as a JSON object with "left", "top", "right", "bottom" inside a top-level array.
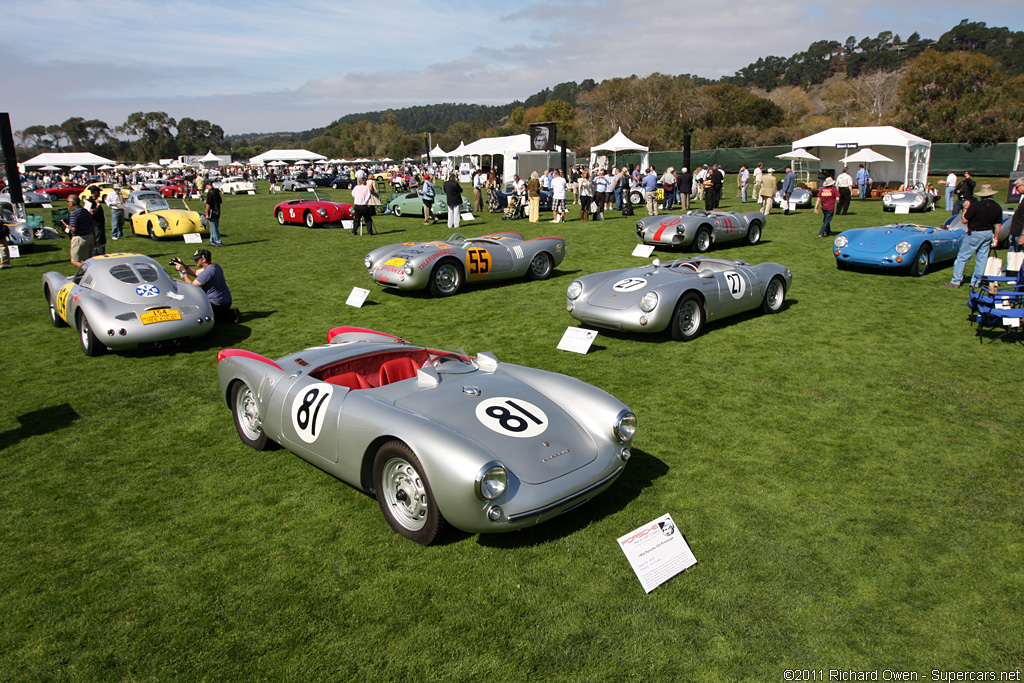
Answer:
[{"left": 1, "top": 180, "right": 1021, "bottom": 681}]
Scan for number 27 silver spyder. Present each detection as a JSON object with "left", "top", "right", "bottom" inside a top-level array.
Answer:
[
  {"left": 566, "top": 257, "right": 792, "bottom": 341},
  {"left": 217, "top": 327, "right": 637, "bottom": 545}
]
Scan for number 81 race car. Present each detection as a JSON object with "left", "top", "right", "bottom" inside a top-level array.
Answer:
[
  {"left": 216, "top": 327, "right": 637, "bottom": 545},
  {"left": 364, "top": 232, "right": 566, "bottom": 297}
]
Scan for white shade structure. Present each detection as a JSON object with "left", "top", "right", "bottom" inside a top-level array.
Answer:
[
  {"left": 590, "top": 128, "right": 649, "bottom": 171},
  {"left": 70, "top": 165, "right": 87, "bottom": 171},
  {"left": 840, "top": 147, "right": 894, "bottom": 164},
  {"left": 791, "top": 126, "right": 931, "bottom": 187},
  {"left": 248, "top": 149, "right": 328, "bottom": 165},
  {"left": 38, "top": 165, "right": 62, "bottom": 171},
  {"left": 775, "top": 148, "right": 820, "bottom": 162},
  {"left": 22, "top": 152, "right": 115, "bottom": 168}
]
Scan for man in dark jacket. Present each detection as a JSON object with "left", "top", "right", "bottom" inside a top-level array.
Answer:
[
  {"left": 444, "top": 172, "right": 464, "bottom": 230},
  {"left": 677, "top": 167, "right": 693, "bottom": 211}
]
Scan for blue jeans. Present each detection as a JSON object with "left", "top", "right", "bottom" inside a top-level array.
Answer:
[
  {"left": 819, "top": 210, "right": 834, "bottom": 237},
  {"left": 951, "top": 230, "right": 993, "bottom": 286},
  {"left": 1007, "top": 234, "right": 1023, "bottom": 254},
  {"left": 741, "top": 185, "right": 748, "bottom": 203},
  {"left": 944, "top": 186, "right": 955, "bottom": 212},
  {"left": 614, "top": 187, "right": 623, "bottom": 210},
  {"left": 858, "top": 182, "right": 868, "bottom": 199},
  {"left": 110, "top": 208, "right": 124, "bottom": 238},
  {"left": 208, "top": 217, "right": 222, "bottom": 245}
]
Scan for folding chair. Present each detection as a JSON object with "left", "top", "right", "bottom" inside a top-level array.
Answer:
[{"left": 967, "top": 266, "right": 1024, "bottom": 345}]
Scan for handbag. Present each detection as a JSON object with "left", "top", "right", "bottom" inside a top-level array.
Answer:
[
  {"left": 368, "top": 193, "right": 382, "bottom": 206},
  {"left": 589, "top": 201, "right": 598, "bottom": 213}
]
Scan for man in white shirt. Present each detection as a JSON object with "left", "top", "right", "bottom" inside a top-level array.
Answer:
[
  {"left": 835, "top": 167, "right": 854, "bottom": 215},
  {"left": 945, "top": 172, "right": 957, "bottom": 213},
  {"left": 106, "top": 185, "right": 126, "bottom": 239},
  {"left": 550, "top": 169, "right": 568, "bottom": 222}
]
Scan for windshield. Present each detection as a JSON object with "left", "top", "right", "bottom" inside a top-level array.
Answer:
[
  {"left": 138, "top": 193, "right": 170, "bottom": 210},
  {"left": 427, "top": 348, "right": 477, "bottom": 375}
]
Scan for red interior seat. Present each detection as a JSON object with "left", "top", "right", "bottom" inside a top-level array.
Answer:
[
  {"left": 324, "top": 371, "right": 371, "bottom": 391},
  {"left": 378, "top": 357, "right": 420, "bottom": 385}
]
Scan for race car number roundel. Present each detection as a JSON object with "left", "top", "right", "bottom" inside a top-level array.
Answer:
[
  {"left": 291, "top": 382, "right": 335, "bottom": 443},
  {"left": 723, "top": 271, "right": 746, "bottom": 299},
  {"left": 475, "top": 397, "right": 548, "bottom": 438},
  {"left": 466, "top": 247, "right": 492, "bottom": 278},
  {"left": 613, "top": 277, "right": 647, "bottom": 292}
]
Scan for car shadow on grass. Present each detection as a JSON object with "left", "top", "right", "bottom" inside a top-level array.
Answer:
[
  {"left": 472, "top": 448, "right": 669, "bottom": 549},
  {"left": 0, "top": 403, "right": 79, "bottom": 451}
]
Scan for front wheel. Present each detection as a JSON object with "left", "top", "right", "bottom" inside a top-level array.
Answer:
[
  {"left": 910, "top": 244, "right": 931, "bottom": 277},
  {"left": 526, "top": 251, "right": 553, "bottom": 280},
  {"left": 428, "top": 259, "right": 463, "bottom": 297},
  {"left": 276, "top": 209, "right": 285, "bottom": 225},
  {"left": 746, "top": 220, "right": 762, "bottom": 246},
  {"left": 373, "top": 441, "right": 446, "bottom": 545},
  {"left": 630, "top": 190, "right": 643, "bottom": 205},
  {"left": 231, "top": 381, "right": 271, "bottom": 450},
  {"left": 670, "top": 293, "right": 705, "bottom": 341},
  {"left": 78, "top": 312, "right": 103, "bottom": 356},
  {"left": 693, "top": 226, "right": 712, "bottom": 253},
  {"left": 761, "top": 275, "right": 786, "bottom": 314},
  {"left": 304, "top": 211, "right": 315, "bottom": 228},
  {"left": 148, "top": 222, "right": 158, "bottom": 241}
]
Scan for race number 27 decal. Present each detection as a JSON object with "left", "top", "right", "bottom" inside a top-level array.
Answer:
[
  {"left": 290, "top": 382, "right": 335, "bottom": 443},
  {"left": 724, "top": 271, "right": 746, "bottom": 299},
  {"left": 467, "top": 247, "right": 492, "bottom": 278},
  {"left": 475, "top": 397, "right": 548, "bottom": 438}
]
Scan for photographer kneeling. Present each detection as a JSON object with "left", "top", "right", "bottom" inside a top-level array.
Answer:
[{"left": 172, "top": 248, "right": 237, "bottom": 324}]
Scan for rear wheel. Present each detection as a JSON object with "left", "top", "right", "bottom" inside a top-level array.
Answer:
[
  {"left": 910, "top": 244, "right": 931, "bottom": 277},
  {"left": 78, "top": 312, "right": 103, "bottom": 356},
  {"left": 761, "top": 276, "right": 786, "bottom": 314},
  {"left": 746, "top": 220, "right": 762, "bottom": 245},
  {"left": 392, "top": 205, "right": 402, "bottom": 217},
  {"left": 429, "top": 259, "right": 463, "bottom": 297},
  {"left": 373, "top": 441, "right": 446, "bottom": 545},
  {"left": 231, "top": 381, "right": 271, "bottom": 450},
  {"left": 304, "top": 211, "right": 315, "bottom": 228},
  {"left": 46, "top": 290, "right": 66, "bottom": 328},
  {"left": 526, "top": 251, "right": 553, "bottom": 280},
  {"left": 670, "top": 293, "right": 705, "bottom": 341},
  {"left": 693, "top": 226, "right": 712, "bottom": 253}
]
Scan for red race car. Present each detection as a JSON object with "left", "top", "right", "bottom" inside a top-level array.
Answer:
[
  {"left": 274, "top": 190, "right": 353, "bottom": 228},
  {"left": 37, "top": 181, "right": 86, "bottom": 199},
  {"left": 159, "top": 178, "right": 193, "bottom": 198}
]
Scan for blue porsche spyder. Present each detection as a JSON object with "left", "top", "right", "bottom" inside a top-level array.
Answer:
[{"left": 832, "top": 223, "right": 966, "bottom": 277}]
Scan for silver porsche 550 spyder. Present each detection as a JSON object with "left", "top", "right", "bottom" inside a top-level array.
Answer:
[
  {"left": 42, "top": 253, "right": 215, "bottom": 355},
  {"left": 365, "top": 231, "right": 566, "bottom": 297},
  {"left": 217, "top": 327, "right": 637, "bottom": 545},
  {"left": 566, "top": 257, "right": 792, "bottom": 341},
  {"left": 636, "top": 210, "right": 766, "bottom": 253}
]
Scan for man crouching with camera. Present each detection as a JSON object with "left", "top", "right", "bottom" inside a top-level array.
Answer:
[{"left": 171, "top": 248, "right": 238, "bottom": 324}]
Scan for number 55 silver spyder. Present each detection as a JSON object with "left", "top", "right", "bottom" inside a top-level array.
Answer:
[{"left": 217, "top": 327, "right": 636, "bottom": 545}]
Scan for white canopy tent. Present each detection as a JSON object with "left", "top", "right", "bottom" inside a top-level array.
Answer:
[
  {"left": 458, "top": 134, "right": 573, "bottom": 184},
  {"left": 791, "top": 126, "right": 931, "bottom": 188},
  {"left": 1013, "top": 137, "right": 1024, "bottom": 172},
  {"left": 22, "top": 152, "right": 116, "bottom": 169},
  {"left": 775, "top": 148, "right": 821, "bottom": 184},
  {"left": 248, "top": 149, "right": 328, "bottom": 166},
  {"left": 590, "top": 128, "right": 649, "bottom": 172},
  {"left": 421, "top": 144, "right": 448, "bottom": 160}
]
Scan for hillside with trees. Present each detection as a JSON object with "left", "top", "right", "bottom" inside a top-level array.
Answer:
[{"left": 14, "top": 20, "right": 1023, "bottom": 163}]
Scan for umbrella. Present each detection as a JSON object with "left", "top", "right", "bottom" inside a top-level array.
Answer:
[
  {"left": 294, "top": 160, "right": 310, "bottom": 165},
  {"left": 39, "top": 165, "right": 62, "bottom": 171},
  {"left": 99, "top": 164, "right": 115, "bottom": 170},
  {"left": 267, "top": 160, "right": 287, "bottom": 166},
  {"left": 115, "top": 164, "right": 131, "bottom": 170},
  {"left": 775, "top": 148, "right": 821, "bottom": 162},
  {"left": 840, "top": 147, "right": 893, "bottom": 164},
  {"left": 70, "top": 165, "right": 88, "bottom": 171}
]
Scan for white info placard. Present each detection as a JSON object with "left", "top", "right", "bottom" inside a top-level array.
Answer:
[
  {"left": 183, "top": 232, "right": 203, "bottom": 244},
  {"left": 632, "top": 244, "right": 655, "bottom": 258},
  {"left": 346, "top": 286, "right": 370, "bottom": 308},
  {"left": 894, "top": 205, "right": 910, "bottom": 215},
  {"left": 557, "top": 327, "right": 597, "bottom": 354},
  {"left": 8, "top": 245, "right": 21, "bottom": 258},
  {"left": 618, "top": 513, "right": 697, "bottom": 593},
  {"left": 461, "top": 212, "right": 475, "bottom": 222}
]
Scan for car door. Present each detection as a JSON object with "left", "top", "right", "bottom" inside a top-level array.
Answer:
[
  {"left": 274, "top": 373, "right": 353, "bottom": 465},
  {"left": 712, "top": 213, "right": 746, "bottom": 244},
  {"left": 706, "top": 264, "right": 759, "bottom": 319},
  {"left": 464, "top": 239, "right": 515, "bottom": 281}
]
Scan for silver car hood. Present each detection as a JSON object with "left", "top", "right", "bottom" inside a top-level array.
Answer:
[
  {"left": 394, "top": 373, "right": 598, "bottom": 484},
  {"left": 583, "top": 268, "right": 687, "bottom": 311}
]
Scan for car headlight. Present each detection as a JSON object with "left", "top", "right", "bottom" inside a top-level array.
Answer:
[
  {"left": 317, "top": 208, "right": 328, "bottom": 218},
  {"left": 567, "top": 281, "right": 582, "bottom": 300},
  {"left": 403, "top": 264, "right": 414, "bottom": 275},
  {"left": 475, "top": 461, "right": 508, "bottom": 501},
  {"left": 895, "top": 241, "right": 911, "bottom": 255},
  {"left": 882, "top": 194, "right": 894, "bottom": 205},
  {"left": 157, "top": 216, "right": 168, "bottom": 228},
  {"left": 364, "top": 255, "right": 374, "bottom": 268},
  {"left": 834, "top": 235, "right": 848, "bottom": 248},
  {"left": 614, "top": 410, "right": 637, "bottom": 443},
  {"left": 913, "top": 196, "right": 924, "bottom": 206},
  {"left": 640, "top": 291, "right": 659, "bottom": 312}
]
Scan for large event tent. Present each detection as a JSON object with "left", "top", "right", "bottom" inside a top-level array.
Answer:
[
  {"left": 248, "top": 149, "right": 327, "bottom": 165},
  {"left": 790, "top": 126, "right": 931, "bottom": 188},
  {"left": 590, "top": 128, "right": 649, "bottom": 172},
  {"left": 457, "top": 134, "right": 573, "bottom": 183},
  {"left": 22, "top": 152, "right": 116, "bottom": 170}
]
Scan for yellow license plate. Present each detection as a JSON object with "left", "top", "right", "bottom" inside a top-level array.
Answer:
[{"left": 140, "top": 309, "right": 183, "bottom": 325}]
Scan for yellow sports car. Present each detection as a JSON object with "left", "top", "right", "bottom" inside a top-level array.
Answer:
[
  {"left": 124, "top": 190, "right": 207, "bottom": 240},
  {"left": 78, "top": 182, "right": 129, "bottom": 202}
]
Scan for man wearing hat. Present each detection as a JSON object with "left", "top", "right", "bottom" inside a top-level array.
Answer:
[
  {"left": 759, "top": 168, "right": 777, "bottom": 215},
  {"left": 173, "top": 248, "right": 235, "bottom": 323},
  {"left": 945, "top": 184, "right": 1002, "bottom": 289},
  {"left": 813, "top": 177, "right": 839, "bottom": 238},
  {"left": 204, "top": 179, "right": 223, "bottom": 247}
]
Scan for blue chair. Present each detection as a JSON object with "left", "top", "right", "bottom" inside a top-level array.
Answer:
[{"left": 968, "top": 265, "right": 1024, "bottom": 345}]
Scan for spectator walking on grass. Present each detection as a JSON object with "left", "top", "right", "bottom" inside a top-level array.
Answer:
[
  {"left": 835, "top": 168, "right": 853, "bottom": 215},
  {"left": 780, "top": 166, "right": 796, "bottom": 215},
  {"left": 945, "top": 184, "right": 1002, "bottom": 289},
  {"left": 759, "top": 168, "right": 777, "bottom": 216},
  {"left": 814, "top": 177, "right": 839, "bottom": 238},
  {"left": 642, "top": 167, "right": 659, "bottom": 216},
  {"left": 527, "top": 171, "right": 541, "bottom": 223},
  {"left": 550, "top": 169, "right": 567, "bottom": 223}
]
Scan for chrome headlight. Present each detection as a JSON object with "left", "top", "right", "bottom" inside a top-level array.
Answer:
[
  {"left": 475, "top": 462, "right": 508, "bottom": 501},
  {"left": 614, "top": 410, "right": 637, "bottom": 443},
  {"left": 834, "top": 235, "right": 848, "bottom": 248},
  {"left": 912, "top": 196, "right": 924, "bottom": 206},
  {"left": 157, "top": 216, "right": 168, "bottom": 228},
  {"left": 403, "top": 264, "right": 414, "bottom": 275},
  {"left": 317, "top": 208, "right": 328, "bottom": 218},
  {"left": 882, "top": 194, "right": 894, "bottom": 205},
  {"left": 567, "top": 281, "right": 583, "bottom": 300},
  {"left": 640, "top": 291, "right": 659, "bottom": 312},
  {"left": 364, "top": 255, "right": 374, "bottom": 268},
  {"left": 895, "top": 241, "right": 911, "bottom": 255}
]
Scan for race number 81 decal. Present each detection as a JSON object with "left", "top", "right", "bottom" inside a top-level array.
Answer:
[
  {"left": 291, "top": 382, "right": 335, "bottom": 443},
  {"left": 475, "top": 397, "right": 548, "bottom": 438}
]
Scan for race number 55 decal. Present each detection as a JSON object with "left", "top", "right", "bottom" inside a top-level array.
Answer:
[
  {"left": 466, "top": 247, "right": 492, "bottom": 278},
  {"left": 723, "top": 271, "right": 746, "bottom": 299},
  {"left": 475, "top": 397, "right": 548, "bottom": 438},
  {"left": 56, "top": 283, "right": 73, "bottom": 321},
  {"left": 290, "top": 382, "right": 335, "bottom": 443}
]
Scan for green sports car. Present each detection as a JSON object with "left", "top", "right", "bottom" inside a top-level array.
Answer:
[{"left": 385, "top": 192, "right": 470, "bottom": 218}]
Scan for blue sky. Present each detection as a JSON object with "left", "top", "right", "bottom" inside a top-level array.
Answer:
[{"left": 2, "top": 0, "right": 1019, "bottom": 136}]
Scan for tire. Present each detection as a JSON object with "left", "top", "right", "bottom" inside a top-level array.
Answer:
[
  {"left": 231, "top": 381, "right": 271, "bottom": 450},
  {"left": 670, "top": 293, "right": 705, "bottom": 341},
  {"left": 761, "top": 275, "right": 786, "bottom": 314},
  {"left": 304, "top": 211, "right": 315, "bottom": 228},
  {"left": 392, "top": 205, "right": 402, "bottom": 217},
  {"left": 910, "top": 244, "right": 931, "bottom": 277},
  {"left": 428, "top": 259, "right": 463, "bottom": 297},
  {"left": 836, "top": 259, "right": 849, "bottom": 271},
  {"left": 526, "top": 251, "right": 553, "bottom": 280},
  {"left": 148, "top": 222, "right": 158, "bottom": 240},
  {"left": 373, "top": 441, "right": 446, "bottom": 545},
  {"left": 630, "top": 190, "right": 643, "bottom": 205},
  {"left": 47, "top": 290, "right": 66, "bottom": 328},
  {"left": 332, "top": 183, "right": 340, "bottom": 190},
  {"left": 276, "top": 209, "right": 285, "bottom": 225},
  {"left": 693, "top": 226, "right": 712, "bottom": 253},
  {"left": 746, "top": 220, "right": 762, "bottom": 246},
  {"left": 77, "top": 312, "right": 103, "bottom": 356}
]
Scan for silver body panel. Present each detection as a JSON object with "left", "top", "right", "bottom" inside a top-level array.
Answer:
[{"left": 636, "top": 210, "right": 765, "bottom": 250}]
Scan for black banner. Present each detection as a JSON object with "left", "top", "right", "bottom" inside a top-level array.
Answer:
[
  {"left": 530, "top": 123, "right": 556, "bottom": 152},
  {"left": 0, "top": 113, "right": 23, "bottom": 205}
]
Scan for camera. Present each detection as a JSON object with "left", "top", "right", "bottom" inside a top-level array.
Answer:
[{"left": 168, "top": 257, "right": 183, "bottom": 267}]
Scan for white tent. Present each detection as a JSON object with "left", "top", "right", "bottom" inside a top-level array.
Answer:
[
  {"left": 248, "top": 149, "right": 328, "bottom": 166},
  {"left": 791, "top": 126, "right": 931, "bottom": 188},
  {"left": 1013, "top": 137, "right": 1024, "bottom": 172},
  {"left": 22, "top": 152, "right": 116, "bottom": 168},
  {"left": 459, "top": 134, "right": 573, "bottom": 184},
  {"left": 590, "top": 128, "right": 649, "bottom": 172}
]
